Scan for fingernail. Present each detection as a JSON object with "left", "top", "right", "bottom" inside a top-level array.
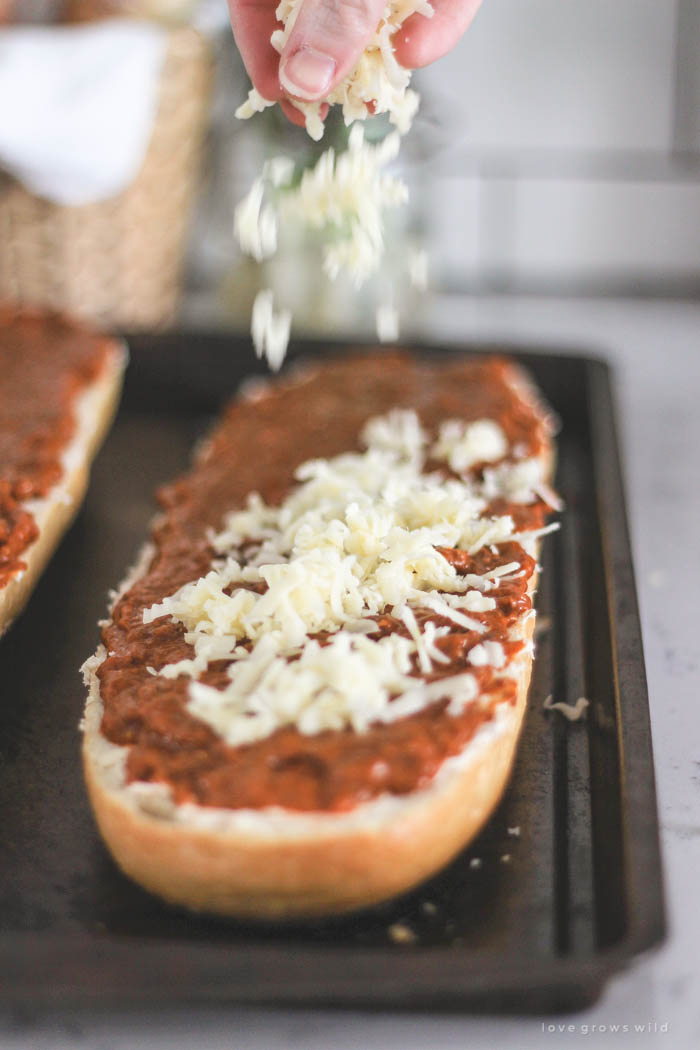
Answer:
[{"left": 280, "top": 47, "right": 336, "bottom": 100}]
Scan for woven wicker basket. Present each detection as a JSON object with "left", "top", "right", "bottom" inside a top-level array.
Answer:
[{"left": 0, "top": 26, "right": 212, "bottom": 329}]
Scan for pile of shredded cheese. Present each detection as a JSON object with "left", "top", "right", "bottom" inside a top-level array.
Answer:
[
  {"left": 236, "top": 0, "right": 433, "bottom": 141},
  {"left": 144, "top": 410, "right": 556, "bottom": 748}
]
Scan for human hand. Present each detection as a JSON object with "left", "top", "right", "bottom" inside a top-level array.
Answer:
[{"left": 228, "top": 0, "right": 483, "bottom": 129}]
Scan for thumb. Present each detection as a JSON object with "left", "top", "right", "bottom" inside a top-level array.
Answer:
[{"left": 279, "top": 0, "right": 387, "bottom": 102}]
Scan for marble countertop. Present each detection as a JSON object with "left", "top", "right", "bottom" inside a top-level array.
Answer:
[{"left": 3, "top": 295, "right": 699, "bottom": 1049}]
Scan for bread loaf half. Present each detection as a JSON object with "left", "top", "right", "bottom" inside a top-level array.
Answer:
[
  {"left": 0, "top": 309, "right": 126, "bottom": 636},
  {"left": 82, "top": 351, "right": 558, "bottom": 918}
]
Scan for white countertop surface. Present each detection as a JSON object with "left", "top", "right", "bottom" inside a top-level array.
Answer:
[{"left": 3, "top": 294, "right": 699, "bottom": 1049}]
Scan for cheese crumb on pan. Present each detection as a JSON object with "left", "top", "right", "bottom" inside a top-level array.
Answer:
[
  {"left": 543, "top": 694, "right": 590, "bottom": 721},
  {"left": 388, "top": 921, "right": 417, "bottom": 944},
  {"left": 144, "top": 409, "right": 557, "bottom": 747},
  {"left": 236, "top": 0, "right": 434, "bottom": 141}
]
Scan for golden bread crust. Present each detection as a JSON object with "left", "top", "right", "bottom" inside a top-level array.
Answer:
[{"left": 82, "top": 589, "right": 535, "bottom": 918}]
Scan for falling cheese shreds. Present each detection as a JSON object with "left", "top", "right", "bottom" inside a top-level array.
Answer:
[
  {"left": 251, "top": 289, "right": 292, "bottom": 372},
  {"left": 236, "top": 0, "right": 434, "bottom": 141},
  {"left": 543, "top": 694, "right": 590, "bottom": 721},
  {"left": 376, "top": 303, "right": 399, "bottom": 343},
  {"left": 144, "top": 408, "right": 550, "bottom": 747},
  {"left": 266, "top": 155, "right": 296, "bottom": 187},
  {"left": 234, "top": 180, "right": 277, "bottom": 263},
  {"left": 409, "top": 248, "right": 428, "bottom": 290},
  {"left": 233, "top": 0, "right": 430, "bottom": 377},
  {"left": 235, "top": 125, "right": 408, "bottom": 292},
  {"left": 232, "top": 155, "right": 297, "bottom": 263}
]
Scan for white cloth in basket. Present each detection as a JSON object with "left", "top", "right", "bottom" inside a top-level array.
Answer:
[{"left": 0, "top": 20, "right": 168, "bottom": 206}]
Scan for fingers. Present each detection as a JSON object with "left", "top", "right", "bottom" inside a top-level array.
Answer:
[
  {"left": 393, "top": 0, "right": 482, "bottom": 69},
  {"left": 228, "top": 0, "right": 283, "bottom": 100},
  {"left": 230, "top": 0, "right": 476, "bottom": 131},
  {"left": 278, "top": 0, "right": 387, "bottom": 101}
]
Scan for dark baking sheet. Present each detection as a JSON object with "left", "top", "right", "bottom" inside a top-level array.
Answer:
[{"left": 0, "top": 334, "right": 664, "bottom": 1012}]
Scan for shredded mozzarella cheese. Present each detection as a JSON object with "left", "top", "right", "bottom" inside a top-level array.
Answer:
[
  {"left": 467, "top": 640, "right": 507, "bottom": 669},
  {"left": 235, "top": 127, "right": 409, "bottom": 369},
  {"left": 233, "top": 0, "right": 430, "bottom": 371},
  {"left": 376, "top": 302, "right": 399, "bottom": 343},
  {"left": 144, "top": 409, "right": 554, "bottom": 745},
  {"left": 409, "top": 248, "right": 428, "bottom": 290},
  {"left": 481, "top": 456, "right": 562, "bottom": 510},
  {"left": 235, "top": 126, "right": 408, "bottom": 289},
  {"left": 251, "top": 290, "right": 292, "bottom": 372}
]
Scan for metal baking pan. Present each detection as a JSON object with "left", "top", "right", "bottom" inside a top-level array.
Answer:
[{"left": 0, "top": 333, "right": 665, "bottom": 1012}]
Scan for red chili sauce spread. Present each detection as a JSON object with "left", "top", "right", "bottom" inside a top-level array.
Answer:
[
  {"left": 0, "top": 309, "right": 113, "bottom": 586},
  {"left": 97, "top": 352, "right": 555, "bottom": 813}
]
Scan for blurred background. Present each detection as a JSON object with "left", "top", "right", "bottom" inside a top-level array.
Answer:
[{"left": 0, "top": 0, "right": 698, "bottom": 337}]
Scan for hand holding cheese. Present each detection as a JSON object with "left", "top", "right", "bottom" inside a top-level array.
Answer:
[{"left": 229, "top": 0, "right": 483, "bottom": 130}]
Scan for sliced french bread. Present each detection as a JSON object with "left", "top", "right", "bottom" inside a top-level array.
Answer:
[
  {"left": 82, "top": 352, "right": 557, "bottom": 918},
  {"left": 0, "top": 310, "right": 126, "bottom": 636}
]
